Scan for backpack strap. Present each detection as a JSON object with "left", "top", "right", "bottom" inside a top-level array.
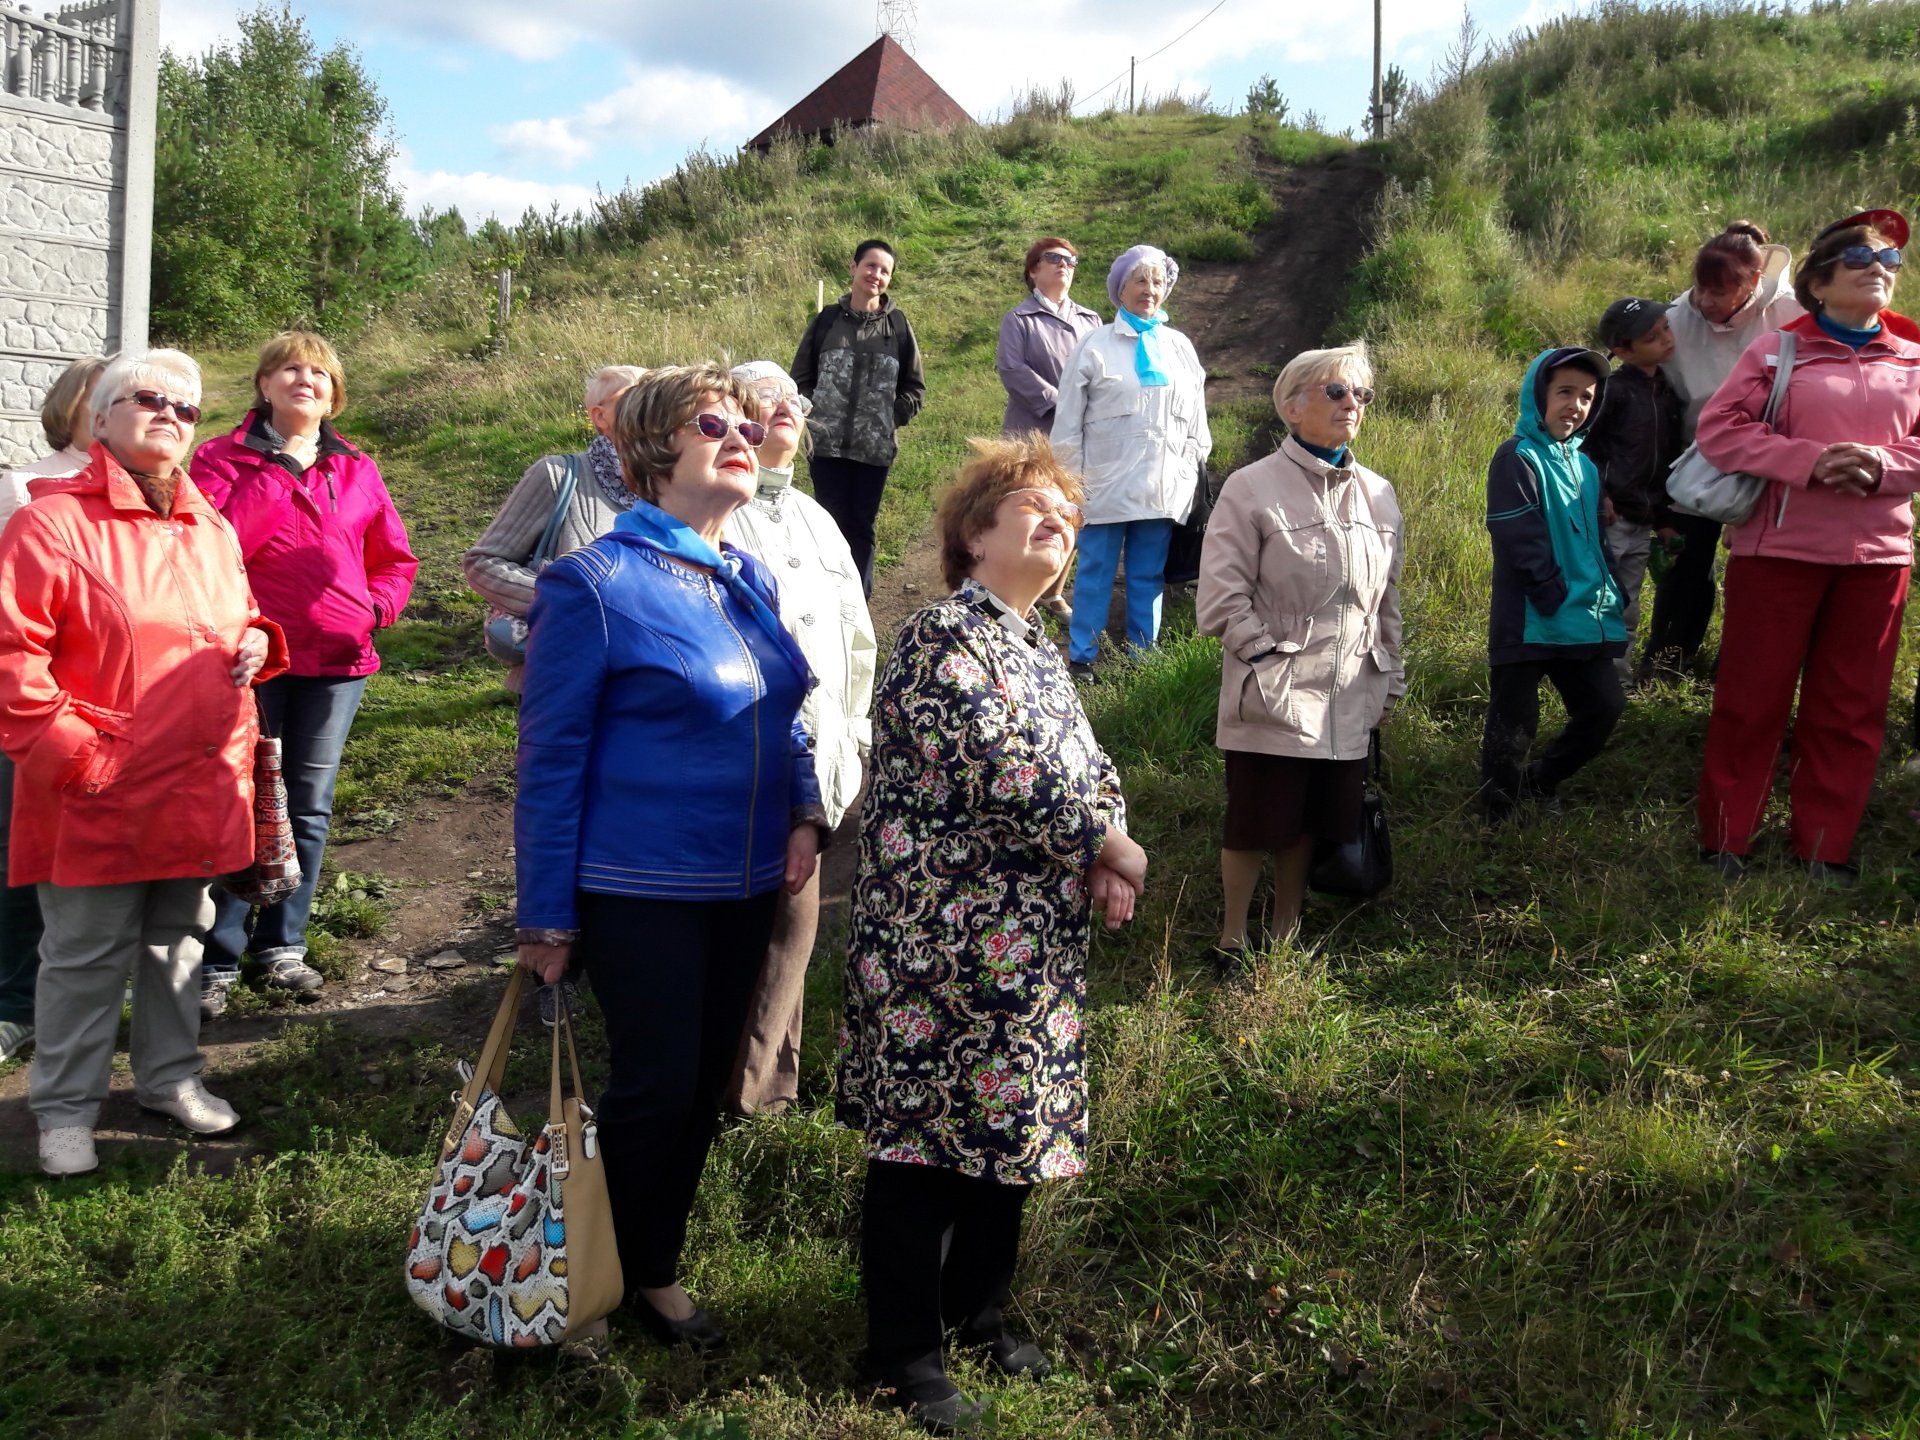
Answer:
[{"left": 530, "top": 453, "right": 582, "bottom": 571}]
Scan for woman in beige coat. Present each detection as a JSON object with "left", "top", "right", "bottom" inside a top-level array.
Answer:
[{"left": 1196, "top": 344, "right": 1404, "bottom": 975}]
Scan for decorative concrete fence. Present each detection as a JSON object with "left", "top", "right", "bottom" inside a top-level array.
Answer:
[{"left": 0, "top": 0, "right": 155, "bottom": 464}]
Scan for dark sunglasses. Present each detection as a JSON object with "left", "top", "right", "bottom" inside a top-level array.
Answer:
[
  {"left": 116, "top": 390, "right": 202, "bottom": 425},
  {"left": 1322, "top": 382, "right": 1376, "bottom": 405},
  {"left": 684, "top": 412, "right": 766, "bottom": 447},
  {"left": 1039, "top": 251, "right": 1078, "bottom": 267},
  {"left": 1840, "top": 245, "right": 1903, "bottom": 271}
]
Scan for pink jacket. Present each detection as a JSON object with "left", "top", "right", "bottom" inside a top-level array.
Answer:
[
  {"left": 1696, "top": 312, "right": 1920, "bottom": 566},
  {"left": 0, "top": 446, "right": 289, "bottom": 886},
  {"left": 192, "top": 411, "right": 417, "bottom": 675}
]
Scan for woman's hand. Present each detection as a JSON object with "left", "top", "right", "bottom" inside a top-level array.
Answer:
[
  {"left": 518, "top": 941, "right": 571, "bottom": 985},
  {"left": 1089, "top": 863, "right": 1138, "bottom": 929},
  {"left": 784, "top": 824, "right": 821, "bottom": 895},
  {"left": 1812, "top": 443, "right": 1883, "bottom": 496},
  {"left": 231, "top": 628, "right": 270, "bottom": 687},
  {"left": 1097, "top": 824, "right": 1148, "bottom": 893}
]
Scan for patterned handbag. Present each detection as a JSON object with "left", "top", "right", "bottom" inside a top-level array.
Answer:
[
  {"left": 404, "top": 966, "right": 623, "bottom": 1347},
  {"left": 221, "top": 695, "right": 301, "bottom": 908}
]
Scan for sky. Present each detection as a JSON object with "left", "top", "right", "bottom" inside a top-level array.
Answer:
[{"left": 158, "top": 0, "right": 1597, "bottom": 225}]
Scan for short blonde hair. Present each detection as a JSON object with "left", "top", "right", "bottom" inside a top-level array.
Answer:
[
  {"left": 91, "top": 349, "right": 202, "bottom": 430},
  {"left": 41, "top": 355, "right": 108, "bottom": 450},
  {"left": 254, "top": 330, "right": 347, "bottom": 418},
  {"left": 1272, "top": 342, "right": 1374, "bottom": 416},
  {"left": 611, "top": 363, "right": 761, "bottom": 504},
  {"left": 585, "top": 364, "right": 647, "bottom": 411},
  {"left": 937, "top": 435, "right": 1086, "bottom": 590}
]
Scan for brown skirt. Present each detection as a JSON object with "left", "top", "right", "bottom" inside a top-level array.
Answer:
[{"left": 1222, "top": 750, "right": 1367, "bottom": 852}]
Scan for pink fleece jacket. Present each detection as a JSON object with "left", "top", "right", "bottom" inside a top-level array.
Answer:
[
  {"left": 1696, "top": 312, "right": 1920, "bottom": 566},
  {"left": 192, "top": 413, "right": 418, "bottom": 676}
]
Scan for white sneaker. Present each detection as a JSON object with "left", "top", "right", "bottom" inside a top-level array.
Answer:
[
  {"left": 140, "top": 1079, "right": 240, "bottom": 1135},
  {"left": 40, "top": 1125, "right": 97, "bottom": 1176}
]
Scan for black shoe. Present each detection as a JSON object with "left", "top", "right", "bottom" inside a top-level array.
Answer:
[
  {"left": 628, "top": 1294, "right": 727, "bottom": 1353},
  {"left": 1067, "top": 660, "right": 1096, "bottom": 681},
  {"left": 960, "top": 1328, "right": 1053, "bottom": 1380},
  {"left": 1206, "top": 941, "right": 1247, "bottom": 982},
  {"left": 1700, "top": 848, "right": 1747, "bottom": 881},
  {"left": 1801, "top": 858, "right": 1859, "bottom": 889},
  {"left": 873, "top": 1377, "right": 985, "bottom": 1436}
]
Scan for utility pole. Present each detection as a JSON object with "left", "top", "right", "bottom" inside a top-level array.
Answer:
[
  {"left": 1371, "top": 0, "right": 1384, "bottom": 139},
  {"left": 1129, "top": 56, "right": 1136, "bottom": 114}
]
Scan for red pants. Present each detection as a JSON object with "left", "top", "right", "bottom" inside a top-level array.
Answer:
[{"left": 1698, "top": 555, "right": 1908, "bottom": 861}]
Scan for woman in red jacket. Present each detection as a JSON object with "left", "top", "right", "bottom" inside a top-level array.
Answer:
[
  {"left": 1694, "top": 209, "right": 1920, "bottom": 884},
  {"left": 0, "top": 349, "right": 288, "bottom": 1175},
  {"left": 192, "top": 332, "right": 417, "bottom": 1009}
]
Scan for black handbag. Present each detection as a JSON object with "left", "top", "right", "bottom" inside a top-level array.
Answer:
[
  {"left": 1163, "top": 457, "right": 1215, "bottom": 587},
  {"left": 1308, "top": 730, "right": 1392, "bottom": 898}
]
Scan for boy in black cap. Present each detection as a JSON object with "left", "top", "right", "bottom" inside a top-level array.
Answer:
[{"left": 1583, "top": 297, "right": 1686, "bottom": 686}]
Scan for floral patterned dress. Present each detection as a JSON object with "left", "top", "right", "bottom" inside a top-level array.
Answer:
[{"left": 836, "top": 580, "right": 1127, "bottom": 1185}]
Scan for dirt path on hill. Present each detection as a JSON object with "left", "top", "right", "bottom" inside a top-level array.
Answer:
[{"left": 0, "top": 150, "right": 1384, "bottom": 1173}]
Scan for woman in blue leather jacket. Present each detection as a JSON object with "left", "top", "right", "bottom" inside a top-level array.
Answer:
[{"left": 513, "top": 362, "right": 826, "bottom": 1354}]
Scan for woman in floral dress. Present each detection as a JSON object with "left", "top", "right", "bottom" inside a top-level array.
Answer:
[{"left": 838, "top": 435, "right": 1146, "bottom": 1433}]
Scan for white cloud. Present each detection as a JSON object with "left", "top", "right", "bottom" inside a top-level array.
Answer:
[
  {"left": 488, "top": 65, "right": 770, "bottom": 172},
  {"left": 392, "top": 149, "right": 600, "bottom": 224},
  {"left": 156, "top": 0, "right": 246, "bottom": 58},
  {"left": 492, "top": 117, "right": 594, "bottom": 170}
]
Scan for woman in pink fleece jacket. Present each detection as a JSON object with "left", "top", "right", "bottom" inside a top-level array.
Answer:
[
  {"left": 191, "top": 331, "right": 417, "bottom": 1007},
  {"left": 1693, "top": 210, "right": 1920, "bottom": 885}
]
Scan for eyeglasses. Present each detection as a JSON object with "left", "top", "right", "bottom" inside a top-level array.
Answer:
[
  {"left": 1840, "top": 245, "right": 1903, "bottom": 271},
  {"left": 1321, "top": 382, "right": 1376, "bottom": 405},
  {"left": 1002, "top": 487, "right": 1084, "bottom": 528},
  {"left": 115, "top": 390, "right": 202, "bottom": 425},
  {"left": 1039, "top": 251, "right": 1078, "bottom": 267},
  {"left": 751, "top": 385, "right": 812, "bottom": 418},
  {"left": 683, "top": 412, "right": 766, "bottom": 447}
]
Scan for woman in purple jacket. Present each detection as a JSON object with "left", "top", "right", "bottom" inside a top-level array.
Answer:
[
  {"left": 998, "top": 236, "right": 1101, "bottom": 620},
  {"left": 192, "top": 331, "right": 418, "bottom": 1010}
]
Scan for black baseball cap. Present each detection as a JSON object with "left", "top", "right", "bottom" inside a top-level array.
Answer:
[{"left": 1597, "top": 297, "right": 1671, "bottom": 350}]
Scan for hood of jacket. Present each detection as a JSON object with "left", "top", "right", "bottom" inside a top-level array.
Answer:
[
  {"left": 1678, "top": 243, "right": 1795, "bottom": 332},
  {"left": 834, "top": 292, "right": 897, "bottom": 324},
  {"left": 1515, "top": 346, "right": 1611, "bottom": 449}
]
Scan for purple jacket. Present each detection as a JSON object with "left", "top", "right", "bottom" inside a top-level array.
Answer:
[
  {"left": 192, "top": 410, "right": 418, "bottom": 678},
  {"left": 997, "top": 292, "right": 1103, "bottom": 437}
]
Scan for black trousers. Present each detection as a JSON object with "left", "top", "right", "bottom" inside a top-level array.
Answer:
[
  {"left": 1644, "top": 512, "right": 1722, "bottom": 665},
  {"left": 576, "top": 888, "right": 778, "bottom": 1289},
  {"left": 1481, "top": 657, "right": 1626, "bottom": 815},
  {"left": 810, "top": 454, "right": 891, "bottom": 597},
  {"left": 861, "top": 1158, "right": 1032, "bottom": 1385}
]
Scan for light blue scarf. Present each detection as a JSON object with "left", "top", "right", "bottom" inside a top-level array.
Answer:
[
  {"left": 1120, "top": 308, "right": 1170, "bottom": 387},
  {"left": 612, "top": 499, "right": 815, "bottom": 692}
]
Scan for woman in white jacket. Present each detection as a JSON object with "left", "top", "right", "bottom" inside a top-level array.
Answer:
[
  {"left": 723, "top": 360, "right": 877, "bottom": 1114},
  {"left": 1051, "top": 245, "right": 1211, "bottom": 677}
]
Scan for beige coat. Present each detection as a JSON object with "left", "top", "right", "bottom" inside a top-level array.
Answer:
[{"left": 1197, "top": 438, "right": 1405, "bottom": 760}]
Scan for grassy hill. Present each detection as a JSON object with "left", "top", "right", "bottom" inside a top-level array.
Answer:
[{"left": 5, "top": 6, "right": 1920, "bottom": 1436}]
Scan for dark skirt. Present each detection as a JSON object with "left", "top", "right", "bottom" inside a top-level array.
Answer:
[{"left": 1222, "top": 750, "right": 1367, "bottom": 851}]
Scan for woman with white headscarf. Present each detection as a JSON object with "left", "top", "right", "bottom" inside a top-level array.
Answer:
[{"left": 1050, "top": 244, "right": 1211, "bottom": 677}]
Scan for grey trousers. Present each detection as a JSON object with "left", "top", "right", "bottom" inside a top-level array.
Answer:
[
  {"left": 725, "top": 869, "right": 822, "bottom": 1115},
  {"left": 30, "top": 878, "right": 212, "bottom": 1129},
  {"left": 1605, "top": 518, "right": 1653, "bottom": 686}
]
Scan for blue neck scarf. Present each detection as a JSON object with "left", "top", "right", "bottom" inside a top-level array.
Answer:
[
  {"left": 612, "top": 499, "right": 815, "bottom": 692},
  {"left": 1120, "top": 308, "right": 1170, "bottom": 387},
  {"left": 1296, "top": 436, "right": 1351, "bottom": 467}
]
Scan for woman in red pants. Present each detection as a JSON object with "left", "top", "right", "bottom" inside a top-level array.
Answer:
[{"left": 1695, "top": 208, "right": 1920, "bottom": 885}]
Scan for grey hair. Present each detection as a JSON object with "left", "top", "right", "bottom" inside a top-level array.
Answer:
[
  {"left": 90, "top": 349, "right": 203, "bottom": 430},
  {"left": 1272, "top": 342, "right": 1373, "bottom": 415},
  {"left": 585, "top": 364, "right": 647, "bottom": 411}
]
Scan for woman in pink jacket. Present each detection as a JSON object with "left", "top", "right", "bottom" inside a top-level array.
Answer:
[
  {"left": 1695, "top": 209, "right": 1920, "bottom": 885},
  {"left": 192, "top": 332, "right": 417, "bottom": 1008}
]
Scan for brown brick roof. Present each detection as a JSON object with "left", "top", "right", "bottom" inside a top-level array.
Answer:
[{"left": 748, "top": 35, "right": 972, "bottom": 149}]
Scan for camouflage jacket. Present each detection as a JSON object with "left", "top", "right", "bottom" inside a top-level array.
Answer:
[{"left": 790, "top": 295, "right": 926, "bottom": 467}]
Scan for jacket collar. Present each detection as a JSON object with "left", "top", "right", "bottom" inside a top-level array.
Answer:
[
  {"left": 1015, "top": 291, "right": 1098, "bottom": 324},
  {"left": 33, "top": 442, "right": 218, "bottom": 521},
  {"left": 238, "top": 406, "right": 358, "bottom": 462},
  {"left": 835, "top": 293, "right": 895, "bottom": 321},
  {"left": 1280, "top": 433, "right": 1355, "bottom": 479},
  {"left": 1782, "top": 308, "right": 1920, "bottom": 355}
]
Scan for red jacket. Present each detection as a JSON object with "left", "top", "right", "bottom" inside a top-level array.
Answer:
[
  {"left": 0, "top": 447, "right": 289, "bottom": 886},
  {"left": 1696, "top": 311, "right": 1920, "bottom": 566},
  {"left": 192, "top": 411, "right": 417, "bottom": 676}
]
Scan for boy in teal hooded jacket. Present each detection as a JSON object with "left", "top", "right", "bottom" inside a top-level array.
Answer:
[{"left": 1480, "top": 347, "right": 1628, "bottom": 822}]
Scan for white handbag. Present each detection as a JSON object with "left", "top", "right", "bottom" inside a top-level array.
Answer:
[{"left": 1665, "top": 330, "right": 1797, "bottom": 526}]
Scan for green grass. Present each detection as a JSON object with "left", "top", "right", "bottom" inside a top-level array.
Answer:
[{"left": 7, "top": 10, "right": 1920, "bottom": 1435}]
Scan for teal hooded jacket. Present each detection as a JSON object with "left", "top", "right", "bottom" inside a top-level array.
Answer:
[{"left": 1485, "top": 347, "right": 1627, "bottom": 664}]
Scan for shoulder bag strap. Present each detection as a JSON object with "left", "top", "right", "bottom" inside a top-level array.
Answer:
[
  {"left": 441, "top": 966, "right": 525, "bottom": 1157},
  {"left": 530, "top": 454, "right": 582, "bottom": 571},
  {"left": 547, "top": 1004, "right": 593, "bottom": 1179},
  {"left": 1762, "top": 330, "right": 1797, "bottom": 425}
]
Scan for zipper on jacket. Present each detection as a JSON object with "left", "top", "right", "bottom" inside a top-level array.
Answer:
[{"left": 710, "top": 577, "right": 761, "bottom": 895}]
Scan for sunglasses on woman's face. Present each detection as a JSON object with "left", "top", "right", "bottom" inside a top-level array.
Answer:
[
  {"left": 116, "top": 390, "right": 202, "bottom": 425},
  {"left": 1322, "top": 382, "right": 1376, "bottom": 406},
  {"left": 1840, "top": 245, "right": 1903, "bottom": 271},
  {"left": 1002, "top": 487, "right": 1085, "bottom": 528},
  {"left": 1039, "top": 251, "right": 1078, "bottom": 267},
  {"left": 684, "top": 412, "right": 766, "bottom": 447}
]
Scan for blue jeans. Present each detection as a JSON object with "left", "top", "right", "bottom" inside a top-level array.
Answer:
[
  {"left": 1068, "top": 519, "right": 1174, "bottom": 664},
  {"left": 0, "top": 753, "right": 42, "bottom": 1026},
  {"left": 206, "top": 675, "right": 367, "bottom": 972}
]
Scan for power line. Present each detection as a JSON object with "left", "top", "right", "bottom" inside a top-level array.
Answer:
[{"left": 1072, "top": 0, "right": 1234, "bottom": 113}]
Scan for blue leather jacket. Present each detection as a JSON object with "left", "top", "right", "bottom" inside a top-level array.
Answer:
[{"left": 514, "top": 531, "right": 822, "bottom": 928}]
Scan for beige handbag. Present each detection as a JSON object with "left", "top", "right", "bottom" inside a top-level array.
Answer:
[{"left": 404, "top": 967, "right": 623, "bottom": 1346}]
